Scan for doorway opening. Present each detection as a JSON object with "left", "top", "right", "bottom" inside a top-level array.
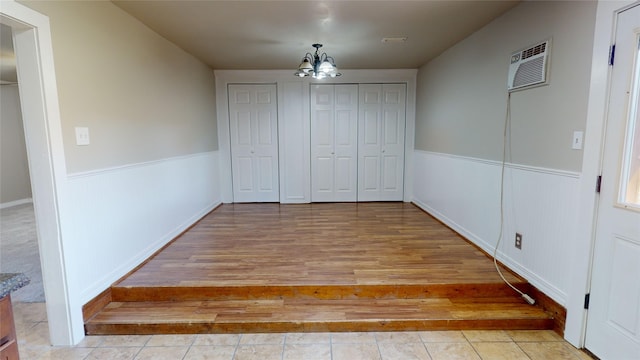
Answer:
[
  {"left": 0, "top": 23, "right": 45, "bottom": 304},
  {"left": 1, "top": 2, "right": 75, "bottom": 345}
]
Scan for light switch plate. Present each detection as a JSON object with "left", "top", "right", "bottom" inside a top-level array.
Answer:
[
  {"left": 75, "top": 127, "right": 90, "bottom": 146},
  {"left": 572, "top": 131, "right": 583, "bottom": 150}
]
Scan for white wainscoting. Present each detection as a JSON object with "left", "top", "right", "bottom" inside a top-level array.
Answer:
[
  {"left": 412, "top": 150, "right": 580, "bottom": 305},
  {"left": 63, "top": 151, "right": 221, "bottom": 306}
]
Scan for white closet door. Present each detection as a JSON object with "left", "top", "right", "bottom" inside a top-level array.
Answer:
[
  {"left": 311, "top": 84, "right": 358, "bottom": 202},
  {"left": 358, "top": 84, "right": 406, "bottom": 201},
  {"left": 228, "top": 84, "right": 279, "bottom": 202}
]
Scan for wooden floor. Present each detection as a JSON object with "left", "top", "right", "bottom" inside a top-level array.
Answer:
[{"left": 85, "top": 203, "right": 556, "bottom": 335}]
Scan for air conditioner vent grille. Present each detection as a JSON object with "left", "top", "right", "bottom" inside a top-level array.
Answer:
[
  {"left": 521, "top": 43, "right": 547, "bottom": 60},
  {"left": 507, "top": 39, "right": 550, "bottom": 92},
  {"left": 513, "top": 56, "right": 545, "bottom": 88}
]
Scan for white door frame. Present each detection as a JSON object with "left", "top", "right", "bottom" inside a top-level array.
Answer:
[
  {"left": 564, "top": 0, "right": 638, "bottom": 347},
  {"left": 0, "top": 1, "right": 74, "bottom": 345}
]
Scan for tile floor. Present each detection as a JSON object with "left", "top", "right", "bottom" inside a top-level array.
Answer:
[
  {"left": 1, "top": 203, "right": 45, "bottom": 302},
  {"left": 14, "top": 302, "right": 595, "bottom": 360}
]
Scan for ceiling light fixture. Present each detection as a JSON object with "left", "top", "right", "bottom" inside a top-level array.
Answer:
[{"left": 294, "top": 43, "right": 341, "bottom": 79}]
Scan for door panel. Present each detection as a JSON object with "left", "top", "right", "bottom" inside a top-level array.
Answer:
[
  {"left": 607, "top": 236, "right": 640, "bottom": 332},
  {"left": 316, "top": 157, "right": 333, "bottom": 192},
  {"left": 237, "top": 156, "right": 253, "bottom": 192},
  {"left": 383, "top": 155, "right": 399, "bottom": 190},
  {"left": 256, "top": 89, "right": 272, "bottom": 104},
  {"left": 236, "top": 112, "right": 252, "bottom": 145},
  {"left": 384, "top": 110, "right": 400, "bottom": 145},
  {"left": 362, "top": 156, "right": 379, "bottom": 191},
  {"left": 358, "top": 84, "right": 406, "bottom": 201},
  {"left": 258, "top": 156, "right": 274, "bottom": 191},
  {"left": 363, "top": 110, "right": 379, "bottom": 145},
  {"left": 336, "top": 110, "right": 353, "bottom": 145},
  {"left": 311, "top": 84, "right": 358, "bottom": 202},
  {"left": 585, "top": 5, "right": 640, "bottom": 359},
  {"left": 336, "top": 156, "right": 354, "bottom": 192},
  {"left": 257, "top": 111, "right": 273, "bottom": 145},
  {"left": 229, "top": 84, "right": 279, "bottom": 202},
  {"left": 315, "top": 110, "right": 332, "bottom": 146}
]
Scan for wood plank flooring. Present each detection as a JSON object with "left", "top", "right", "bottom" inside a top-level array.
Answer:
[{"left": 85, "top": 203, "right": 556, "bottom": 335}]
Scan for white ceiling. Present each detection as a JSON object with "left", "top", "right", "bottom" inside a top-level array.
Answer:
[
  {"left": 0, "top": 1, "right": 520, "bottom": 83},
  {"left": 112, "top": 0, "right": 520, "bottom": 70}
]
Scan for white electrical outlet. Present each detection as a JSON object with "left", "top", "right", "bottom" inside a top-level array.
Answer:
[{"left": 75, "top": 127, "right": 90, "bottom": 146}]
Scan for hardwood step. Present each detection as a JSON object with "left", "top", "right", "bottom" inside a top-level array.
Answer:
[
  {"left": 111, "top": 282, "right": 533, "bottom": 302},
  {"left": 85, "top": 204, "right": 562, "bottom": 336},
  {"left": 85, "top": 296, "right": 554, "bottom": 335}
]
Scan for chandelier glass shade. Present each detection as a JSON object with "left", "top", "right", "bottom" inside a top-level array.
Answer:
[{"left": 294, "top": 44, "right": 341, "bottom": 79}]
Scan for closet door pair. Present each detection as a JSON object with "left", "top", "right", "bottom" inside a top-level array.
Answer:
[
  {"left": 310, "top": 84, "right": 358, "bottom": 202},
  {"left": 311, "top": 84, "right": 406, "bottom": 202}
]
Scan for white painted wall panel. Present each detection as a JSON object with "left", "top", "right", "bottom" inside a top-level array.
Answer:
[
  {"left": 412, "top": 150, "right": 580, "bottom": 305},
  {"left": 64, "top": 151, "right": 221, "bottom": 305}
]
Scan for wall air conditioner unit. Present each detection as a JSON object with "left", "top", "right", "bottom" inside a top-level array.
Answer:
[{"left": 507, "top": 40, "right": 550, "bottom": 92}]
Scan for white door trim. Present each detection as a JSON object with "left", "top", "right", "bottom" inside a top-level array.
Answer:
[{"left": 0, "top": 0, "right": 76, "bottom": 345}]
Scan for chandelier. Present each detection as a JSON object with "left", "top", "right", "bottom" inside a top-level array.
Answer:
[{"left": 294, "top": 43, "right": 341, "bottom": 79}]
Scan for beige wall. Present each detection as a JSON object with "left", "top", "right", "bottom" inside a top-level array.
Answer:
[
  {"left": 21, "top": 0, "right": 218, "bottom": 173},
  {"left": 415, "top": 0, "right": 597, "bottom": 172},
  {"left": 0, "top": 85, "right": 32, "bottom": 203}
]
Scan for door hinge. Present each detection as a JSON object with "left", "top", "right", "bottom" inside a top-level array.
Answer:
[
  {"left": 584, "top": 293, "right": 591, "bottom": 309},
  {"left": 596, "top": 175, "right": 602, "bottom": 193},
  {"left": 609, "top": 44, "right": 616, "bottom": 66}
]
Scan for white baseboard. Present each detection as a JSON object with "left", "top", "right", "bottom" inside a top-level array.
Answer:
[{"left": 0, "top": 198, "right": 33, "bottom": 209}]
